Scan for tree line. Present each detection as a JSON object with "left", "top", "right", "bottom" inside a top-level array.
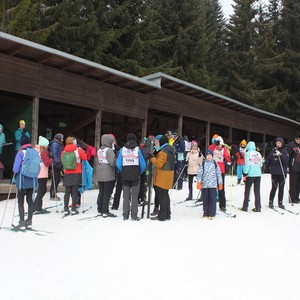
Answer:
[{"left": 1, "top": 0, "right": 299, "bottom": 122}]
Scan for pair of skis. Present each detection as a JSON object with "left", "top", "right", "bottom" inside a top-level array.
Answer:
[{"left": 2, "top": 225, "right": 53, "bottom": 236}]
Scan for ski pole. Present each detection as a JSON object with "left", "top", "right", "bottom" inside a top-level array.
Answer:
[
  {"left": 0, "top": 173, "right": 15, "bottom": 229},
  {"left": 11, "top": 187, "right": 18, "bottom": 228},
  {"left": 277, "top": 154, "right": 293, "bottom": 205},
  {"left": 81, "top": 163, "right": 85, "bottom": 213},
  {"left": 170, "top": 164, "right": 187, "bottom": 194}
]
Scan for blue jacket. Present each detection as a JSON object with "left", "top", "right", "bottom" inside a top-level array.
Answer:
[
  {"left": 197, "top": 159, "right": 223, "bottom": 188},
  {"left": 49, "top": 139, "right": 63, "bottom": 166},
  {"left": 78, "top": 160, "right": 94, "bottom": 193},
  {"left": 243, "top": 141, "right": 263, "bottom": 177}
]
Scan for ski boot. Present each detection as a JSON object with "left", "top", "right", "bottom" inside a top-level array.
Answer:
[
  {"left": 278, "top": 202, "right": 285, "bottom": 209},
  {"left": 269, "top": 201, "right": 274, "bottom": 209}
]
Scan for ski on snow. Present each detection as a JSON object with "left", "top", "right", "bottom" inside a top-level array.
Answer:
[
  {"left": 265, "top": 205, "right": 284, "bottom": 215},
  {"left": 218, "top": 210, "right": 237, "bottom": 218},
  {"left": 278, "top": 207, "right": 299, "bottom": 215},
  {"left": 175, "top": 199, "right": 199, "bottom": 205},
  {"left": 2, "top": 225, "right": 53, "bottom": 236}
]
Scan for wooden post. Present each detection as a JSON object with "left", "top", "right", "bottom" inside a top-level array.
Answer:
[
  {"left": 32, "top": 96, "right": 39, "bottom": 145},
  {"left": 262, "top": 133, "right": 266, "bottom": 158},
  {"left": 178, "top": 115, "right": 183, "bottom": 136},
  {"left": 228, "top": 127, "right": 233, "bottom": 144},
  {"left": 142, "top": 111, "right": 148, "bottom": 139},
  {"left": 247, "top": 131, "right": 251, "bottom": 141},
  {"left": 206, "top": 121, "right": 211, "bottom": 149},
  {"left": 95, "top": 110, "right": 102, "bottom": 150}
]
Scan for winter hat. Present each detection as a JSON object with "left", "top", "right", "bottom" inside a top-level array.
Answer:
[
  {"left": 294, "top": 132, "right": 300, "bottom": 139},
  {"left": 191, "top": 140, "right": 198, "bottom": 147},
  {"left": 215, "top": 136, "right": 224, "bottom": 146},
  {"left": 38, "top": 136, "right": 49, "bottom": 147},
  {"left": 205, "top": 149, "right": 214, "bottom": 157},
  {"left": 155, "top": 134, "right": 163, "bottom": 141},
  {"left": 20, "top": 135, "right": 31, "bottom": 146},
  {"left": 159, "top": 135, "right": 169, "bottom": 147},
  {"left": 19, "top": 120, "right": 25, "bottom": 126},
  {"left": 240, "top": 139, "right": 247, "bottom": 147},
  {"left": 211, "top": 134, "right": 219, "bottom": 143},
  {"left": 127, "top": 133, "right": 137, "bottom": 142},
  {"left": 275, "top": 137, "right": 284, "bottom": 144},
  {"left": 54, "top": 133, "right": 64, "bottom": 142}
]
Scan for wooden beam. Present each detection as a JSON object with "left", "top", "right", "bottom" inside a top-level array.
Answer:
[
  {"left": 178, "top": 115, "right": 183, "bottom": 136},
  {"left": 32, "top": 96, "right": 39, "bottom": 145},
  {"left": 68, "top": 113, "right": 97, "bottom": 134},
  {"left": 206, "top": 121, "right": 210, "bottom": 150}
]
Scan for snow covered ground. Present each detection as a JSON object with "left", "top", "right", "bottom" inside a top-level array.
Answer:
[{"left": 0, "top": 174, "right": 299, "bottom": 300}]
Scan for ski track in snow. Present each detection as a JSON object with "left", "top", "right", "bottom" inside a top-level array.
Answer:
[{"left": 0, "top": 174, "right": 299, "bottom": 300}]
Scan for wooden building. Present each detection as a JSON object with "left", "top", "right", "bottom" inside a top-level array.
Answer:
[{"left": 0, "top": 31, "right": 300, "bottom": 175}]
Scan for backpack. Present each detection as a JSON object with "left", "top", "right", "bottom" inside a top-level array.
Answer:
[
  {"left": 62, "top": 150, "right": 77, "bottom": 170},
  {"left": 21, "top": 148, "right": 41, "bottom": 178}
]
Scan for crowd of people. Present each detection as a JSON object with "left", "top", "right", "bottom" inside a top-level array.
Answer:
[{"left": 1, "top": 119, "right": 300, "bottom": 230}]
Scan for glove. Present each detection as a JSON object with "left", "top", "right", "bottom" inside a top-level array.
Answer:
[
  {"left": 242, "top": 173, "right": 247, "bottom": 182},
  {"left": 11, "top": 177, "right": 16, "bottom": 184},
  {"left": 239, "top": 153, "right": 243, "bottom": 159},
  {"left": 218, "top": 184, "right": 223, "bottom": 191},
  {"left": 227, "top": 162, "right": 231, "bottom": 166},
  {"left": 293, "top": 147, "right": 300, "bottom": 153},
  {"left": 196, "top": 182, "right": 202, "bottom": 190},
  {"left": 185, "top": 160, "right": 189, "bottom": 165},
  {"left": 275, "top": 150, "right": 281, "bottom": 156},
  {"left": 22, "top": 128, "right": 27, "bottom": 134}
]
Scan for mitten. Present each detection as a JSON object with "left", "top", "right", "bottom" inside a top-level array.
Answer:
[
  {"left": 218, "top": 184, "right": 223, "bottom": 190},
  {"left": 196, "top": 182, "right": 202, "bottom": 190}
]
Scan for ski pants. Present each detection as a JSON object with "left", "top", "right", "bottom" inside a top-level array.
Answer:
[
  {"left": 269, "top": 174, "right": 285, "bottom": 204},
  {"left": 202, "top": 188, "right": 217, "bottom": 217},
  {"left": 122, "top": 180, "right": 140, "bottom": 219},
  {"left": 188, "top": 174, "right": 197, "bottom": 197},
  {"left": 289, "top": 170, "right": 300, "bottom": 203},
  {"left": 236, "top": 164, "right": 244, "bottom": 181},
  {"left": 64, "top": 185, "right": 79, "bottom": 211},
  {"left": 154, "top": 185, "right": 171, "bottom": 220},
  {"left": 34, "top": 178, "right": 47, "bottom": 211},
  {"left": 50, "top": 165, "right": 62, "bottom": 198},
  {"left": 173, "top": 161, "right": 185, "bottom": 189},
  {"left": 18, "top": 188, "right": 34, "bottom": 222},
  {"left": 97, "top": 181, "right": 115, "bottom": 214},
  {"left": 112, "top": 173, "right": 123, "bottom": 209},
  {"left": 218, "top": 173, "right": 226, "bottom": 209},
  {"left": 243, "top": 176, "right": 261, "bottom": 209}
]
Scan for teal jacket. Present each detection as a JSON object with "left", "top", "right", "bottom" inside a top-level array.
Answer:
[
  {"left": 14, "top": 128, "right": 30, "bottom": 151},
  {"left": 243, "top": 141, "right": 263, "bottom": 177},
  {"left": 0, "top": 124, "right": 6, "bottom": 155}
]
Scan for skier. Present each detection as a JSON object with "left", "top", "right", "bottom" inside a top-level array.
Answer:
[
  {"left": 34, "top": 136, "right": 53, "bottom": 214},
  {"left": 95, "top": 134, "right": 117, "bottom": 217},
  {"left": 185, "top": 140, "right": 203, "bottom": 200},
  {"left": 235, "top": 140, "right": 247, "bottom": 184},
  {"left": 266, "top": 137, "right": 289, "bottom": 209},
  {"left": 14, "top": 120, "right": 30, "bottom": 152},
  {"left": 208, "top": 135, "right": 231, "bottom": 211},
  {"left": 150, "top": 135, "right": 175, "bottom": 221},
  {"left": 116, "top": 133, "right": 146, "bottom": 221},
  {"left": 173, "top": 132, "right": 185, "bottom": 190},
  {"left": 240, "top": 141, "right": 263, "bottom": 212},
  {"left": 196, "top": 149, "right": 223, "bottom": 220},
  {"left": 286, "top": 132, "right": 300, "bottom": 204}
]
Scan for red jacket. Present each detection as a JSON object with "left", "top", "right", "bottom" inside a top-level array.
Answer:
[
  {"left": 61, "top": 144, "right": 87, "bottom": 174},
  {"left": 208, "top": 144, "right": 231, "bottom": 174}
]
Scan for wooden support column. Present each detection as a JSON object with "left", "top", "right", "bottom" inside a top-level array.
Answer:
[
  {"left": 247, "top": 131, "right": 251, "bottom": 142},
  {"left": 142, "top": 112, "right": 148, "bottom": 138},
  {"left": 95, "top": 110, "right": 102, "bottom": 150},
  {"left": 178, "top": 115, "right": 183, "bottom": 136},
  {"left": 32, "top": 97, "right": 39, "bottom": 145},
  {"left": 228, "top": 127, "right": 233, "bottom": 144},
  {"left": 206, "top": 121, "right": 211, "bottom": 149},
  {"left": 262, "top": 133, "right": 266, "bottom": 158}
]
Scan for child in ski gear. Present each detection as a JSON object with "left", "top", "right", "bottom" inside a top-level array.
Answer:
[
  {"left": 12, "top": 135, "right": 38, "bottom": 229},
  {"left": 116, "top": 133, "right": 146, "bottom": 221},
  {"left": 49, "top": 133, "right": 64, "bottom": 200},
  {"left": 96, "top": 134, "right": 117, "bottom": 217},
  {"left": 0, "top": 124, "right": 6, "bottom": 155},
  {"left": 34, "top": 136, "right": 53, "bottom": 214},
  {"left": 208, "top": 135, "right": 231, "bottom": 211},
  {"left": 150, "top": 135, "right": 175, "bottom": 221},
  {"left": 236, "top": 140, "right": 247, "bottom": 184},
  {"left": 286, "top": 132, "right": 300, "bottom": 204},
  {"left": 185, "top": 141, "right": 203, "bottom": 200},
  {"left": 61, "top": 136, "right": 87, "bottom": 215},
  {"left": 14, "top": 120, "right": 30, "bottom": 152},
  {"left": 197, "top": 149, "right": 223, "bottom": 219},
  {"left": 241, "top": 141, "right": 263, "bottom": 212},
  {"left": 266, "top": 137, "right": 289, "bottom": 209}
]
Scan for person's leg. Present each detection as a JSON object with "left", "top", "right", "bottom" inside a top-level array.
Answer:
[
  {"left": 17, "top": 189, "right": 26, "bottom": 222},
  {"left": 34, "top": 178, "right": 47, "bottom": 211},
  {"left": 242, "top": 177, "right": 254, "bottom": 210},
  {"left": 96, "top": 182, "right": 104, "bottom": 213},
  {"left": 253, "top": 177, "right": 261, "bottom": 209},
  {"left": 102, "top": 180, "right": 115, "bottom": 214},
  {"left": 25, "top": 188, "right": 34, "bottom": 222},
  {"left": 131, "top": 181, "right": 140, "bottom": 219}
]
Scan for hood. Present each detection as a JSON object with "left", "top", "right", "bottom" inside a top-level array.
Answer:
[
  {"left": 162, "top": 144, "right": 175, "bottom": 156},
  {"left": 64, "top": 144, "right": 77, "bottom": 152},
  {"left": 246, "top": 141, "right": 256, "bottom": 151},
  {"left": 124, "top": 139, "right": 138, "bottom": 149},
  {"left": 0, "top": 124, "right": 3, "bottom": 130},
  {"left": 101, "top": 134, "right": 115, "bottom": 148}
]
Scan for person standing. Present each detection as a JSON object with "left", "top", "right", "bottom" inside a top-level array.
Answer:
[
  {"left": 61, "top": 136, "right": 87, "bottom": 215},
  {"left": 173, "top": 132, "right": 185, "bottom": 190},
  {"left": 266, "top": 137, "right": 289, "bottom": 209},
  {"left": 14, "top": 120, "right": 30, "bottom": 152},
  {"left": 34, "top": 136, "right": 53, "bottom": 214},
  {"left": 116, "top": 133, "right": 146, "bottom": 221},
  {"left": 49, "top": 133, "right": 64, "bottom": 200},
  {"left": 236, "top": 140, "right": 247, "bottom": 184},
  {"left": 209, "top": 135, "right": 231, "bottom": 211},
  {"left": 240, "top": 141, "right": 263, "bottom": 212},
  {"left": 12, "top": 135, "right": 39, "bottom": 230},
  {"left": 0, "top": 124, "right": 6, "bottom": 156},
  {"left": 150, "top": 135, "right": 175, "bottom": 221},
  {"left": 286, "top": 132, "right": 300, "bottom": 204},
  {"left": 185, "top": 141, "right": 203, "bottom": 200},
  {"left": 95, "top": 134, "right": 117, "bottom": 217},
  {"left": 196, "top": 149, "right": 223, "bottom": 219}
]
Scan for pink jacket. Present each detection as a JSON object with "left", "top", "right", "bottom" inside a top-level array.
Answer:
[{"left": 35, "top": 145, "right": 53, "bottom": 178}]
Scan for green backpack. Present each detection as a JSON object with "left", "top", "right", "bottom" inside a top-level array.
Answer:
[{"left": 62, "top": 151, "right": 77, "bottom": 170}]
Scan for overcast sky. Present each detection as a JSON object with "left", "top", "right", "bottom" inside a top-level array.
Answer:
[{"left": 219, "top": 0, "right": 234, "bottom": 18}]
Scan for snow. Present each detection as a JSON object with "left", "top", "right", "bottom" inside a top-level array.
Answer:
[{"left": 0, "top": 174, "right": 299, "bottom": 300}]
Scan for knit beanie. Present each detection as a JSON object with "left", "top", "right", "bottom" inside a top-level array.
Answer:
[
  {"left": 275, "top": 137, "right": 284, "bottom": 144},
  {"left": 205, "top": 149, "right": 214, "bottom": 157},
  {"left": 155, "top": 134, "right": 163, "bottom": 141},
  {"left": 211, "top": 134, "right": 219, "bottom": 143},
  {"left": 159, "top": 135, "right": 169, "bottom": 147},
  {"left": 240, "top": 139, "right": 247, "bottom": 147},
  {"left": 294, "top": 132, "right": 300, "bottom": 139},
  {"left": 19, "top": 120, "right": 25, "bottom": 126},
  {"left": 38, "top": 136, "right": 49, "bottom": 147},
  {"left": 127, "top": 133, "right": 137, "bottom": 142},
  {"left": 191, "top": 140, "right": 198, "bottom": 147},
  {"left": 20, "top": 135, "right": 31, "bottom": 146},
  {"left": 54, "top": 133, "right": 64, "bottom": 142}
]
